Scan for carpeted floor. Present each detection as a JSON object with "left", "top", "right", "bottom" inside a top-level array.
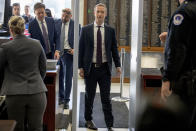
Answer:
[
  {"left": 55, "top": 113, "right": 71, "bottom": 129},
  {"left": 79, "top": 92, "right": 129, "bottom": 128}
]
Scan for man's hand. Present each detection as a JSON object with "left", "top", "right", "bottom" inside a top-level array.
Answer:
[
  {"left": 68, "top": 49, "right": 74, "bottom": 55},
  {"left": 54, "top": 50, "right": 60, "bottom": 60},
  {"left": 79, "top": 68, "right": 84, "bottom": 78},
  {"left": 161, "top": 81, "right": 172, "bottom": 102},
  {"left": 116, "top": 67, "right": 121, "bottom": 77},
  {"left": 159, "top": 32, "right": 168, "bottom": 43}
]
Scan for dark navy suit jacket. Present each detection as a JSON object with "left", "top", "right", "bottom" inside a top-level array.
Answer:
[
  {"left": 29, "top": 17, "right": 60, "bottom": 55},
  {"left": 79, "top": 23, "right": 120, "bottom": 76},
  {"left": 55, "top": 19, "right": 80, "bottom": 55}
]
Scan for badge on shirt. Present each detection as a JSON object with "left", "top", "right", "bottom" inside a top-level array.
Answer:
[{"left": 173, "top": 14, "right": 184, "bottom": 25}]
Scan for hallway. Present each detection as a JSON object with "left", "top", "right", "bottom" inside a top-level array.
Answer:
[{"left": 55, "top": 78, "right": 130, "bottom": 131}]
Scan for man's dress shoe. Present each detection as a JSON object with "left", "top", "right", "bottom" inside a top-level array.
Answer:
[
  {"left": 64, "top": 102, "right": 69, "bottom": 109},
  {"left": 85, "top": 120, "right": 97, "bottom": 130},
  {"left": 108, "top": 127, "right": 114, "bottom": 131}
]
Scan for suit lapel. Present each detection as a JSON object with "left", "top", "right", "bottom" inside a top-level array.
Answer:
[
  {"left": 45, "top": 18, "right": 50, "bottom": 37},
  {"left": 90, "top": 24, "right": 94, "bottom": 47},
  {"left": 68, "top": 20, "right": 73, "bottom": 40},
  {"left": 34, "top": 19, "right": 44, "bottom": 41},
  {"left": 104, "top": 25, "right": 109, "bottom": 50}
]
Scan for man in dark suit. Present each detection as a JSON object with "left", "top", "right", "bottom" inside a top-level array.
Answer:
[
  {"left": 55, "top": 8, "right": 80, "bottom": 109},
  {"left": 55, "top": 8, "right": 81, "bottom": 109},
  {"left": 79, "top": 3, "right": 121, "bottom": 131},
  {"left": 29, "top": 2, "right": 60, "bottom": 59}
]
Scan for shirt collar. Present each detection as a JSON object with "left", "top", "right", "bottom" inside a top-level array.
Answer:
[
  {"left": 94, "top": 21, "right": 104, "bottom": 28},
  {"left": 62, "top": 20, "right": 70, "bottom": 25},
  {"left": 36, "top": 17, "right": 46, "bottom": 24}
]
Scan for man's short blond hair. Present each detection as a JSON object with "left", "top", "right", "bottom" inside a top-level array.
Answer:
[
  {"left": 94, "top": 3, "right": 107, "bottom": 13},
  {"left": 62, "top": 8, "right": 72, "bottom": 15}
]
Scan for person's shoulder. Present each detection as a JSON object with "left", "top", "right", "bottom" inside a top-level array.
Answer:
[
  {"left": 0, "top": 40, "right": 14, "bottom": 49},
  {"left": 28, "top": 37, "right": 40, "bottom": 44},
  {"left": 46, "top": 17, "right": 54, "bottom": 22},
  {"left": 27, "top": 38, "right": 43, "bottom": 48},
  {"left": 54, "top": 19, "right": 62, "bottom": 26},
  {"left": 82, "top": 23, "right": 93, "bottom": 30},
  {"left": 174, "top": 1, "right": 194, "bottom": 15},
  {"left": 184, "top": 0, "right": 196, "bottom": 18},
  {"left": 105, "top": 24, "right": 115, "bottom": 32},
  {"left": 54, "top": 18, "right": 61, "bottom": 23},
  {"left": 29, "top": 18, "right": 36, "bottom": 25}
]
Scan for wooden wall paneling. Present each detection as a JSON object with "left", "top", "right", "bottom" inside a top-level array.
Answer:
[
  {"left": 83, "top": 0, "right": 88, "bottom": 25},
  {"left": 148, "top": 0, "right": 152, "bottom": 48},
  {"left": 116, "top": 0, "right": 121, "bottom": 45}
]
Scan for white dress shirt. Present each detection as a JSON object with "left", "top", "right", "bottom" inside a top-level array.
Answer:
[
  {"left": 36, "top": 17, "right": 48, "bottom": 35},
  {"left": 93, "top": 22, "right": 107, "bottom": 63},
  {"left": 62, "top": 20, "right": 71, "bottom": 49},
  {"left": 36, "top": 17, "right": 51, "bottom": 52}
]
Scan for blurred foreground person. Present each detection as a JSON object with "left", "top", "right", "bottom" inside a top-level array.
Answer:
[
  {"left": 0, "top": 16, "right": 47, "bottom": 131},
  {"left": 161, "top": 0, "right": 196, "bottom": 130},
  {"left": 136, "top": 96, "right": 188, "bottom": 131}
]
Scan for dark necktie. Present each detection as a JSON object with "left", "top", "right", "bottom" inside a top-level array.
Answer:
[
  {"left": 41, "top": 21, "right": 50, "bottom": 54},
  {"left": 97, "top": 26, "right": 102, "bottom": 64},
  {"left": 60, "top": 23, "right": 65, "bottom": 52}
]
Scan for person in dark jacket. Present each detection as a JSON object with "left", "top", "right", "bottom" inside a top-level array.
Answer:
[
  {"left": 45, "top": 8, "right": 52, "bottom": 17},
  {"left": 79, "top": 3, "right": 121, "bottom": 131},
  {"left": 55, "top": 8, "right": 80, "bottom": 109},
  {"left": 161, "top": 0, "right": 196, "bottom": 130},
  {"left": 22, "top": 5, "right": 34, "bottom": 24},
  {"left": 29, "top": 2, "right": 60, "bottom": 59}
]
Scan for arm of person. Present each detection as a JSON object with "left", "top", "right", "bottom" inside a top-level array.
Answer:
[
  {"left": 0, "top": 47, "right": 5, "bottom": 88},
  {"left": 161, "top": 81, "right": 172, "bottom": 102},
  {"left": 39, "top": 45, "right": 47, "bottom": 79},
  {"left": 54, "top": 50, "right": 60, "bottom": 60},
  {"left": 111, "top": 28, "right": 121, "bottom": 67},
  {"left": 79, "top": 68, "right": 84, "bottom": 78},
  {"left": 162, "top": 11, "right": 191, "bottom": 81},
  {"left": 53, "top": 19, "right": 60, "bottom": 60},
  {"left": 159, "top": 32, "right": 168, "bottom": 43},
  {"left": 116, "top": 67, "right": 121, "bottom": 77},
  {"left": 161, "top": 11, "right": 192, "bottom": 101},
  {"left": 78, "top": 27, "right": 85, "bottom": 69}
]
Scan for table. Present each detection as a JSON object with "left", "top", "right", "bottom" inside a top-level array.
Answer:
[{"left": 141, "top": 68, "right": 162, "bottom": 97}]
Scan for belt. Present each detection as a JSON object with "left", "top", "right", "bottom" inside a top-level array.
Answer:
[{"left": 92, "top": 63, "right": 107, "bottom": 68}]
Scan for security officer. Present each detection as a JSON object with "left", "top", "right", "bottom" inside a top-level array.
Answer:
[{"left": 161, "top": 0, "right": 196, "bottom": 130}]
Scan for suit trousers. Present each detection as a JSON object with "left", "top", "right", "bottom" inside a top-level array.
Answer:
[
  {"left": 46, "top": 52, "right": 53, "bottom": 59},
  {"left": 84, "top": 63, "right": 113, "bottom": 127},
  {"left": 6, "top": 92, "right": 47, "bottom": 131},
  {"left": 59, "top": 51, "right": 73, "bottom": 102}
]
